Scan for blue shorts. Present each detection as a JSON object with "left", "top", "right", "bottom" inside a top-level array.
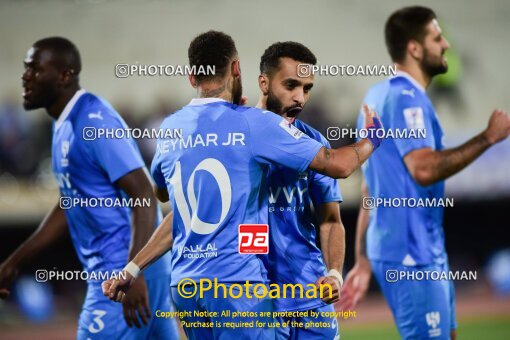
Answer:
[
  {"left": 275, "top": 303, "right": 340, "bottom": 340},
  {"left": 171, "top": 283, "right": 274, "bottom": 340},
  {"left": 371, "top": 260, "right": 457, "bottom": 339},
  {"left": 77, "top": 275, "right": 179, "bottom": 339}
]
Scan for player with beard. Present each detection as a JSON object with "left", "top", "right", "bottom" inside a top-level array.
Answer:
[
  {"left": 340, "top": 7, "right": 510, "bottom": 339},
  {"left": 0, "top": 37, "right": 178, "bottom": 339},
  {"left": 102, "top": 31, "right": 385, "bottom": 340},
  {"left": 257, "top": 42, "right": 343, "bottom": 340}
]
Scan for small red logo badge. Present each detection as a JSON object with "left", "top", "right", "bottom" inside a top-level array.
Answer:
[{"left": 238, "top": 224, "right": 269, "bottom": 254}]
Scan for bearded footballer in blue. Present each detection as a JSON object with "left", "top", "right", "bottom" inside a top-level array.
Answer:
[
  {"left": 256, "top": 42, "right": 344, "bottom": 340},
  {"left": 0, "top": 37, "right": 178, "bottom": 339},
  {"left": 103, "top": 31, "right": 384, "bottom": 340},
  {"left": 341, "top": 7, "right": 510, "bottom": 340}
]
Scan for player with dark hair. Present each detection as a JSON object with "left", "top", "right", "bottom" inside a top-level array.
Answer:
[
  {"left": 0, "top": 37, "right": 178, "bottom": 339},
  {"left": 257, "top": 41, "right": 343, "bottom": 340},
  {"left": 340, "top": 6, "right": 510, "bottom": 339},
  {"left": 102, "top": 30, "right": 384, "bottom": 340}
]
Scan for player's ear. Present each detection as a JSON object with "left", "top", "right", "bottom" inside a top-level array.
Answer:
[
  {"left": 231, "top": 59, "right": 241, "bottom": 78},
  {"left": 258, "top": 74, "right": 269, "bottom": 96},
  {"left": 58, "top": 68, "right": 76, "bottom": 88},
  {"left": 407, "top": 40, "right": 423, "bottom": 61},
  {"left": 189, "top": 74, "right": 198, "bottom": 88}
]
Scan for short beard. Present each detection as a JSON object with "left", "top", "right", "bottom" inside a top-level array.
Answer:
[
  {"left": 266, "top": 90, "right": 283, "bottom": 115},
  {"left": 421, "top": 48, "right": 448, "bottom": 78}
]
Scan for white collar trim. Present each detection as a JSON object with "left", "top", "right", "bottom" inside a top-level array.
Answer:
[
  {"left": 188, "top": 98, "right": 227, "bottom": 106},
  {"left": 55, "top": 89, "right": 86, "bottom": 130},
  {"left": 393, "top": 71, "right": 426, "bottom": 93}
]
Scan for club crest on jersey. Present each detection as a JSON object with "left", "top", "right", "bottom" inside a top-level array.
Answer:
[
  {"left": 403, "top": 107, "right": 425, "bottom": 130},
  {"left": 425, "top": 311, "right": 441, "bottom": 337},
  {"left": 61, "top": 140, "right": 70, "bottom": 167}
]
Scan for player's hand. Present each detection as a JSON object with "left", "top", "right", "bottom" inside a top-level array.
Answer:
[
  {"left": 362, "top": 104, "right": 384, "bottom": 149},
  {"left": 315, "top": 275, "right": 341, "bottom": 304},
  {"left": 339, "top": 257, "right": 371, "bottom": 310},
  {"left": 121, "top": 275, "right": 151, "bottom": 328},
  {"left": 102, "top": 270, "right": 134, "bottom": 302},
  {"left": 0, "top": 260, "right": 19, "bottom": 299},
  {"left": 483, "top": 109, "right": 510, "bottom": 145},
  {"left": 240, "top": 96, "right": 249, "bottom": 106}
]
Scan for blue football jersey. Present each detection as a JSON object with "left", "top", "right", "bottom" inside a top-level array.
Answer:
[
  {"left": 357, "top": 71, "right": 447, "bottom": 265},
  {"left": 266, "top": 119, "right": 342, "bottom": 312},
  {"left": 52, "top": 89, "right": 171, "bottom": 280},
  {"left": 151, "top": 98, "right": 324, "bottom": 286}
]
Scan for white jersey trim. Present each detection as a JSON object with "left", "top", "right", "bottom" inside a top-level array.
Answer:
[
  {"left": 392, "top": 70, "right": 426, "bottom": 93},
  {"left": 55, "top": 88, "right": 86, "bottom": 131},
  {"left": 188, "top": 98, "right": 227, "bottom": 106}
]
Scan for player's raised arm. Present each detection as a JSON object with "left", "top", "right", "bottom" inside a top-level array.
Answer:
[
  {"left": 404, "top": 109, "right": 510, "bottom": 186},
  {"left": 102, "top": 210, "right": 174, "bottom": 302},
  {"left": 309, "top": 105, "right": 383, "bottom": 178},
  {"left": 0, "top": 203, "right": 68, "bottom": 298},
  {"left": 340, "top": 180, "right": 372, "bottom": 310},
  {"left": 315, "top": 202, "right": 345, "bottom": 304}
]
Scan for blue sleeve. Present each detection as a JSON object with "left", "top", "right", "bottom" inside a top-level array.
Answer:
[
  {"left": 389, "top": 92, "right": 435, "bottom": 158},
  {"left": 82, "top": 110, "right": 145, "bottom": 182},
  {"left": 150, "top": 140, "right": 167, "bottom": 190},
  {"left": 309, "top": 137, "right": 343, "bottom": 204},
  {"left": 245, "top": 109, "right": 323, "bottom": 172}
]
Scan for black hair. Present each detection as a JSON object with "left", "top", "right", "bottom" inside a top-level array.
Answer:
[
  {"left": 385, "top": 6, "right": 437, "bottom": 62},
  {"left": 34, "top": 36, "right": 82, "bottom": 75},
  {"left": 188, "top": 30, "right": 238, "bottom": 83},
  {"left": 259, "top": 41, "right": 317, "bottom": 75}
]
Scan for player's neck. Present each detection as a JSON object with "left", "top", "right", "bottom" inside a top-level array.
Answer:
[
  {"left": 47, "top": 85, "right": 81, "bottom": 120},
  {"left": 396, "top": 64, "right": 431, "bottom": 89},
  {"left": 197, "top": 83, "right": 233, "bottom": 102}
]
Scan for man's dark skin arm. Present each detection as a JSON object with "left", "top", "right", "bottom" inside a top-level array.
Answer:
[
  {"left": 103, "top": 211, "right": 174, "bottom": 302},
  {"left": 0, "top": 204, "right": 68, "bottom": 298},
  {"left": 103, "top": 185, "right": 173, "bottom": 303},
  {"left": 316, "top": 202, "right": 345, "bottom": 304},
  {"left": 154, "top": 186, "right": 169, "bottom": 203},
  {"left": 114, "top": 168, "right": 157, "bottom": 328}
]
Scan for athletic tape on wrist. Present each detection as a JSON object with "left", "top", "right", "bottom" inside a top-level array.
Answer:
[
  {"left": 328, "top": 269, "right": 344, "bottom": 287},
  {"left": 366, "top": 116, "right": 383, "bottom": 149},
  {"left": 123, "top": 261, "right": 141, "bottom": 279}
]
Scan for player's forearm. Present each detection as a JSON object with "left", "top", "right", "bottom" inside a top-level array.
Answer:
[
  {"left": 128, "top": 204, "right": 157, "bottom": 261},
  {"left": 407, "top": 133, "right": 491, "bottom": 186},
  {"left": 354, "top": 206, "right": 370, "bottom": 262},
  {"left": 7, "top": 204, "right": 67, "bottom": 267},
  {"left": 310, "top": 140, "right": 374, "bottom": 179},
  {"left": 320, "top": 221, "right": 345, "bottom": 272},
  {"left": 355, "top": 183, "right": 370, "bottom": 262},
  {"left": 131, "top": 212, "right": 174, "bottom": 271}
]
